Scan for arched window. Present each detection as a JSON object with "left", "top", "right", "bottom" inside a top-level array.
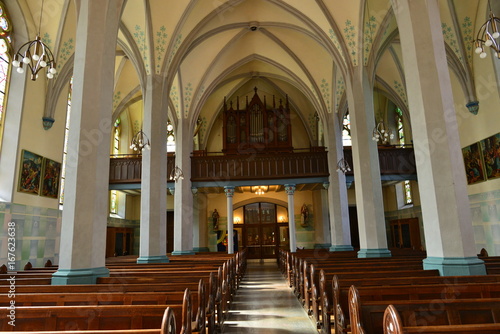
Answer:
[
  {"left": 113, "top": 118, "right": 120, "bottom": 156},
  {"left": 167, "top": 120, "right": 175, "bottom": 152},
  {"left": 0, "top": 2, "right": 12, "bottom": 153},
  {"left": 59, "top": 77, "right": 73, "bottom": 205},
  {"left": 404, "top": 180, "right": 413, "bottom": 205},
  {"left": 395, "top": 107, "right": 405, "bottom": 146},
  {"left": 342, "top": 111, "right": 352, "bottom": 146}
]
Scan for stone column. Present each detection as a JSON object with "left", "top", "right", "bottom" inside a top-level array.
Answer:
[
  {"left": 324, "top": 113, "right": 353, "bottom": 252},
  {"left": 137, "top": 74, "right": 169, "bottom": 264},
  {"left": 345, "top": 67, "right": 391, "bottom": 258},
  {"left": 390, "top": 0, "right": 485, "bottom": 275},
  {"left": 172, "top": 117, "right": 194, "bottom": 255},
  {"left": 191, "top": 187, "right": 201, "bottom": 252},
  {"left": 313, "top": 183, "right": 332, "bottom": 248},
  {"left": 52, "top": 0, "right": 125, "bottom": 284},
  {"left": 285, "top": 184, "right": 297, "bottom": 252},
  {"left": 224, "top": 186, "right": 235, "bottom": 254}
]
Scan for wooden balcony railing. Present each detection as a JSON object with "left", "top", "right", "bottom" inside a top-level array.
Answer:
[{"left": 109, "top": 146, "right": 416, "bottom": 184}]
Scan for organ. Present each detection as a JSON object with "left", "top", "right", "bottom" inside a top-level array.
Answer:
[{"left": 222, "top": 87, "right": 293, "bottom": 155}]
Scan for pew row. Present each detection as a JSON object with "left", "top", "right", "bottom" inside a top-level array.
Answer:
[
  {"left": 383, "top": 304, "right": 500, "bottom": 334},
  {"left": 349, "top": 285, "right": 500, "bottom": 334}
]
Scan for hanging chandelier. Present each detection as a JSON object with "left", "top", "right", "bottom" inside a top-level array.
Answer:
[
  {"left": 11, "top": 0, "right": 57, "bottom": 80},
  {"left": 336, "top": 158, "right": 351, "bottom": 173},
  {"left": 474, "top": 0, "right": 500, "bottom": 59},
  {"left": 372, "top": 121, "right": 394, "bottom": 144},
  {"left": 251, "top": 185, "right": 268, "bottom": 195},
  {"left": 169, "top": 166, "right": 184, "bottom": 182},
  {"left": 129, "top": 129, "right": 151, "bottom": 151}
]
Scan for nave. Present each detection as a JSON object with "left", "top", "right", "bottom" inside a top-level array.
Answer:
[{"left": 222, "top": 260, "right": 317, "bottom": 334}]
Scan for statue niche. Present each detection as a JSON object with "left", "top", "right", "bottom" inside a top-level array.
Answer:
[{"left": 223, "top": 87, "right": 293, "bottom": 155}]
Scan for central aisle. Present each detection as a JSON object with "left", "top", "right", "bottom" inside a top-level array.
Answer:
[{"left": 222, "top": 260, "right": 318, "bottom": 334}]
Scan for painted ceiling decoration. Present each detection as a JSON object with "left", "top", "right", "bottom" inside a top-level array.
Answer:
[{"left": 12, "top": 0, "right": 493, "bottom": 145}]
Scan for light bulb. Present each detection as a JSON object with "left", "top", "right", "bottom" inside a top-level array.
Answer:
[
  {"left": 480, "top": 52, "right": 487, "bottom": 58},
  {"left": 49, "top": 68, "right": 57, "bottom": 74},
  {"left": 146, "top": 144, "right": 151, "bottom": 150},
  {"left": 22, "top": 57, "right": 30, "bottom": 64},
  {"left": 129, "top": 145, "right": 134, "bottom": 149},
  {"left": 16, "top": 67, "right": 24, "bottom": 73},
  {"left": 347, "top": 167, "right": 351, "bottom": 172},
  {"left": 381, "top": 129, "right": 385, "bottom": 133},
  {"left": 40, "top": 60, "right": 47, "bottom": 67},
  {"left": 12, "top": 60, "right": 20, "bottom": 67},
  {"left": 47, "top": 72, "right": 53, "bottom": 79},
  {"left": 493, "top": 32, "right": 500, "bottom": 39},
  {"left": 485, "top": 39, "right": 493, "bottom": 47},
  {"left": 32, "top": 54, "right": 40, "bottom": 61},
  {"left": 475, "top": 47, "right": 483, "bottom": 54}
]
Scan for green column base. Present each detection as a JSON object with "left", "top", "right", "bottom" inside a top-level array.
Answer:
[
  {"left": 51, "top": 267, "right": 109, "bottom": 285},
  {"left": 423, "top": 256, "right": 486, "bottom": 276},
  {"left": 193, "top": 247, "right": 210, "bottom": 252},
  {"left": 358, "top": 248, "right": 392, "bottom": 258},
  {"left": 171, "top": 250, "right": 196, "bottom": 255},
  {"left": 136, "top": 255, "right": 170, "bottom": 264},
  {"left": 329, "top": 245, "right": 355, "bottom": 252},
  {"left": 314, "top": 243, "right": 331, "bottom": 249}
]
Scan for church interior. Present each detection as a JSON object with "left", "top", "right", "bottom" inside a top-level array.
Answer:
[{"left": 0, "top": 0, "right": 500, "bottom": 332}]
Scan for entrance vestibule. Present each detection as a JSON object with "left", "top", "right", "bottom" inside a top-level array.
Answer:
[{"left": 233, "top": 202, "right": 289, "bottom": 260}]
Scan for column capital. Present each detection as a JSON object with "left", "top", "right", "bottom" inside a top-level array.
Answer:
[
  {"left": 323, "top": 182, "right": 330, "bottom": 190},
  {"left": 224, "top": 186, "right": 235, "bottom": 197},
  {"left": 168, "top": 187, "right": 175, "bottom": 195},
  {"left": 284, "top": 184, "right": 296, "bottom": 195},
  {"left": 191, "top": 187, "right": 198, "bottom": 195}
]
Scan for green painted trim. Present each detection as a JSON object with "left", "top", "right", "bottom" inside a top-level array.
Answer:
[
  {"left": 314, "top": 243, "right": 331, "bottom": 249},
  {"left": 358, "top": 248, "right": 392, "bottom": 258},
  {"left": 171, "top": 250, "right": 196, "bottom": 255},
  {"left": 423, "top": 256, "right": 486, "bottom": 276},
  {"left": 136, "top": 255, "right": 170, "bottom": 264},
  {"left": 193, "top": 247, "right": 210, "bottom": 252},
  {"left": 51, "top": 267, "right": 109, "bottom": 285},
  {"left": 329, "top": 245, "right": 354, "bottom": 252}
]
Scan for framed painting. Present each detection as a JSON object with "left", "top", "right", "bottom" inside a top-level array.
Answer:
[
  {"left": 480, "top": 133, "right": 500, "bottom": 180},
  {"left": 18, "top": 150, "right": 43, "bottom": 195},
  {"left": 462, "top": 142, "right": 486, "bottom": 185},
  {"left": 41, "top": 158, "right": 61, "bottom": 198}
]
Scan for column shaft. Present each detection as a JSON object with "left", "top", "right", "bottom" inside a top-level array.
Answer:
[
  {"left": 391, "top": 0, "right": 484, "bottom": 275},
  {"left": 52, "top": 0, "right": 125, "bottom": 284},
  {"left": 172, "top": 117, "right": 194, "bottom": 255},
  {"left": 345, "top": 68, "right": 390, "bottom": 258},
  {"left": 285, "top": 184, "right": 297, "bottom": 252},
  {"left": 225, "top": 187, "right": 235, "bottom": 254},
  {"left": 137, "top": 74, "right": 168, "bottom": 263}
]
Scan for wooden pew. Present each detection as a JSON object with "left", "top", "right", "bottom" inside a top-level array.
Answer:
[
  {"left": 383, "top": 304, "right": 500, "bottom": 334},
  {"left": 310, "top": 268, "right": 440, "bottom": 329},
  {"left": 0, "top": 290, "right": 192, "bottom": 333},
  {"left": 325, "top": 273, "right": 500, "bottom": 334},
  {"left": 348, "top": 285, "right": 500, "bottom": 334}
]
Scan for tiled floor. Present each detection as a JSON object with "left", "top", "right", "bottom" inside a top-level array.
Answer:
[{"left": 222, "top": 260, "right": 318, "bottom": 334}]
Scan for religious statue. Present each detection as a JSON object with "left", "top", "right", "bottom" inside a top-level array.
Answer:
[
  {"left": 300, "top": 203, "right": 309, "bottom": 227},
  {"left": 212, "top": 209, "right": 220, "bottom": 231}
]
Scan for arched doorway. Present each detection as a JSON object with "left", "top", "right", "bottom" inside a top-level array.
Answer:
[{"left": 233, "top": 202, "right": 289, "bottom": 260}]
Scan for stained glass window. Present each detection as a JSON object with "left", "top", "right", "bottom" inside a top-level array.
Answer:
[
  {"left": 59, "top": 77, "right": 73, "bottom": 205},
  {"left": 0, "top": 1, "right": 11, "bottom": 153},
  {"left": 342, "top": 112, "right": 352, "bottom": 146},
  {"left": 167, "top": 120, "right": 175, "bottom": 152},
  {"left": 404, "top": 180, "right": 412, "bottom": 205},
  {"left": 395, "top": 107, "right": 405, "bottom": 146},
  {"left": 110, "top": 190, "right": 117, "bottom": 214},
  {"left": 113, "top": 118, "right": 120, "bottom": 156}
]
